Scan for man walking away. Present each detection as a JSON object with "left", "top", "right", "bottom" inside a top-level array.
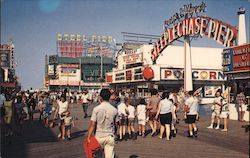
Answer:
[
  {"left": 87, "top": 89, "right": 119, "bottom": 158},
  {"left": 81, "top": 90, "right": 90, "bottom": 118}
]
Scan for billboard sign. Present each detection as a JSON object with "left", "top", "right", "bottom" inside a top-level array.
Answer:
[
  {"left": 48, "top": 65, "right": 55, "bottom": 76},
  {"left": 57, "top": 33, "right": 115, "bottom": 58},
  {"left": 55, "top": 64, "right": 80, "bottom": 81},
  {"left": 0, "top": 51, "right": 10, "bottom": 68},
  {"left": 0, "top": 44, "right": 11, "bottom": 68}
]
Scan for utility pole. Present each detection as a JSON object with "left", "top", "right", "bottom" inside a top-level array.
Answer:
[
  {"left": 100, "top": 45, "right": 103, "bottom": 89},
  {"left": 79, "top": 57, "right": 81, "bottom": 92}
]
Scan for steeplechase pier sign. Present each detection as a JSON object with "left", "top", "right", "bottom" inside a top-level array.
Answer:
[
  {"left": 151, "top": 2, "right": 238, "bottom": 63},
  {"left": 164, "top": 2, "right": 207, "bottom": 29}
]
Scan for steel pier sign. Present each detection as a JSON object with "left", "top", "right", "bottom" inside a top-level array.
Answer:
[{"left": 151, "top": 2, "right": 238, "bottom": 63}]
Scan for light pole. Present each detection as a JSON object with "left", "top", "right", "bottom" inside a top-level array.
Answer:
[
  {"left": 79, "top": 57, "right": 81, "bottom": 92},
  {"left": 100, "top": 45, "right": 103, "bottom": 89}
]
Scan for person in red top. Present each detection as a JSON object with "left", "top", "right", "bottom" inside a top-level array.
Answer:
[{"left": 147, "top": 89, "right": 160, "bottom": 137}]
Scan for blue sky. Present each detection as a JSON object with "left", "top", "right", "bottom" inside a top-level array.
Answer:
[{"left": 1, "top": 0, "right": 249, "bottom": 90}]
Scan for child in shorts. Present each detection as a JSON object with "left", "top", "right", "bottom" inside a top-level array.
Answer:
[
  {"left": 126, "top": 98, "right": 136, "bottom": 140},
  {"left": 64, "top": 111, "right": 73, "bottom": 139},
  {"left": 136, "top": 98, "right": 147, "bottom": 137}
]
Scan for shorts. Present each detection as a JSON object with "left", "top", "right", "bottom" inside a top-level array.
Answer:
[
  {"left": 149, "top": 112, "right": 157, "bottom": 121},
  {"left": 239, "top": 104, "right": 248, "bottom": 112},
  {"left": 211, "top": 109, "right": 221, "bottom": 118},
  {"left": 119, "top": 116, "right": 128, "bottom": 126},
  {"left": 128, "top": 118, "right": 135, "bottom": 126},
  {"left": 186, "top": 115, "right": 197, "bottom": 124},
  {"left": 220, "top": 111, "right": 229, "bottom": 118},
  {"left": 138, "top": 119, "right": 146, "bottom": 126},
  {"left": 4, "top": 115, "right": 12, "bottom": 124},
  {"left": 65, "top": 125, "right": 72, "bottom": 131},
  {"left": 159, "top": 112, "right": 172, "bottom": 125}
]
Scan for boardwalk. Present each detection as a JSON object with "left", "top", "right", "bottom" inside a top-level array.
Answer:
[{"left": 1, "top": 103, "right": 249, "bottom": 158}]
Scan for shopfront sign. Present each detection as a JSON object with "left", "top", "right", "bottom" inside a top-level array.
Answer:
[
  {"left": 123, "top": 52, "right": 142, "bottom": 65},
  {"left": 161, "top": 68, "right": 226, "bottom": 81},
  {"left": 232, "top": 44, "right": 250, "bottom": 71},
  {"left": 222, "top": 43, "right": 250, "bottom": 73},
  {"left": 151, "top": 2, "right": 238, "bottom": 63}
]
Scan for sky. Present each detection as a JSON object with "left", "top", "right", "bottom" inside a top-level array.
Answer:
[{"left": 1, "top": 0, "right": 249, "bottom": 90}]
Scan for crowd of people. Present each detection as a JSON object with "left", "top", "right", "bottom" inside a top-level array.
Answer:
[
  {"left": 0, "top": 86, "right": 248, "bottom": 158},
  {"left": 0, "top": 88, "right": 96, "bottom": 140},
  {"left": 85, "top": 87, "right": 249, "bottom": 158}
]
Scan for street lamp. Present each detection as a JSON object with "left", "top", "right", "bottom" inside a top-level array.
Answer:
[
  {"left": 79, "top": 57, "right": 81, "bottom": 92},
  {"left": 100, "top": 45, "right": 103, "bottom": 89}
]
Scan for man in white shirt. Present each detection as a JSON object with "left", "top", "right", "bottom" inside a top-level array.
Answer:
[
  {"left": 117, "top": 100, "right": 127, "bottom": 141},
  {"left": 81, "top": 90, "right": 90, "bottom": 118},
  {"left": 87, "top": 89, "right": 119, "bottom": 158},
  {"left": 185, "top": 91, "right": 199, "bottom": 137}
]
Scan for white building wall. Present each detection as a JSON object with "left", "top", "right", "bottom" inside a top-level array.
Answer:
[{"left": 142, "top": 45, "right": 223, "bottom": 70}]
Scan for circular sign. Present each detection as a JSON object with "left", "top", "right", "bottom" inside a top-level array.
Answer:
[{"left": 143, "top": 67, "right": 154, "bottom": 80}]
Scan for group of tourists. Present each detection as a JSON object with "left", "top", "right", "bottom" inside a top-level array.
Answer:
[
  {"left": 85, "top": 88, "right": 201, "bottom": 158},
  {"left": 85, "top": 87, "right": 249, "bottom": 158},
  {"left": 0, "top": 86, "right": 248, "bottom": 158},
  {"left": 0, "top": 88, "right": 89, "bottom": 140}
]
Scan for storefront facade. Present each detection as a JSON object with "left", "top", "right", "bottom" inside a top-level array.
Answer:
[
  {"left": 106, "top": 44, "right": 226, "bottom": 97},
  {"left": 46, "top": 55, "right": 114, "bottom": 91}
]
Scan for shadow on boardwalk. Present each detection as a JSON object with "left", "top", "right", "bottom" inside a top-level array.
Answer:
[{"left": 1, "top": 103, "right": 249, "bottom": 158}]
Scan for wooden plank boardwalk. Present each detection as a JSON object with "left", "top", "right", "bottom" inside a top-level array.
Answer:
[{"left": 1, "top": 103, "right": 249, "bottom": 158}]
